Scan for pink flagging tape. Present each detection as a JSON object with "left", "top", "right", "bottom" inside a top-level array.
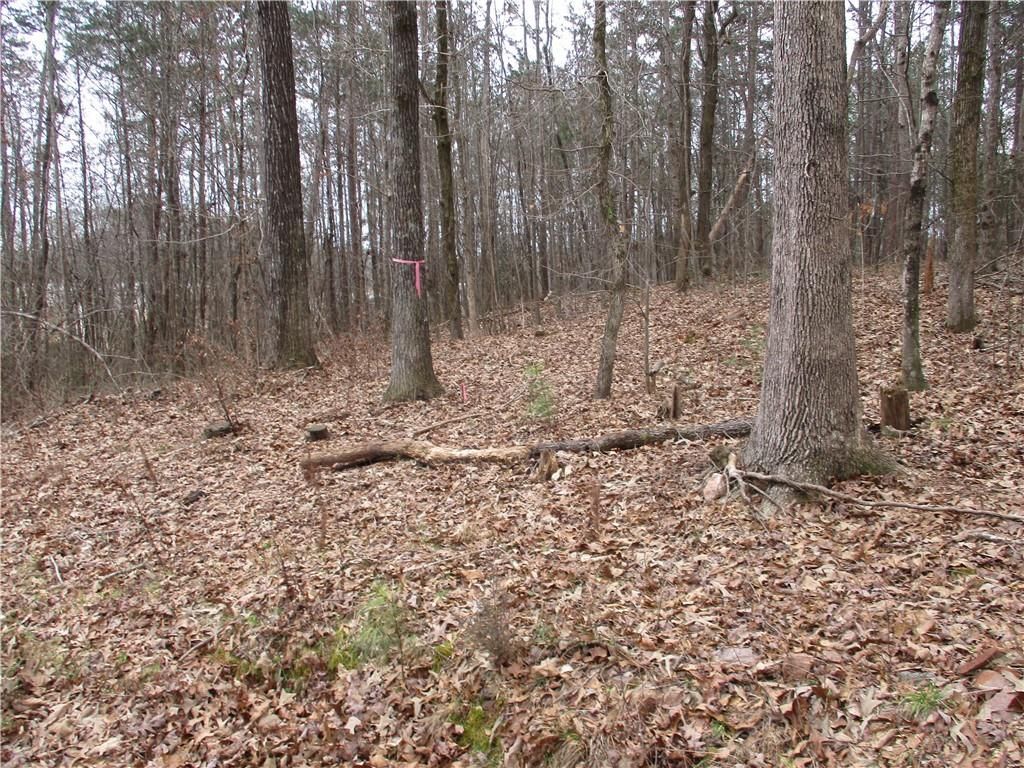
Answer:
[{"left": 392, "top": 258, "right": 425, "bottom": 297}]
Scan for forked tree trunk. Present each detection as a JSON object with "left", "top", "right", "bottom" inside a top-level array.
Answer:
[
  {"left": 946, "top": 0, "right": 989, "bottom": 333},
  {"left": 383, "top": 1, "right": 442, "bottom": 402},
  {"left": 256, "top": 0, "right": 318, "bottom": 369},
  {"left": 901, "top": 0, "right": 950, "bottom": 391},
  {"left": 744, "top": 1, "right": 885, "bottom": 484}
]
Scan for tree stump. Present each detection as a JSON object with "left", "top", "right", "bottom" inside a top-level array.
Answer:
[
  {"left": 531, "top": 449, "right": 560, "bottom": 482},
  {"left": 306, "top": 424, "right": 330, "bottom": 442},
  {"left": 880, "top": 385, "right": 910, "bottom": 431},
  {"left": 656, "top": 382, "right": 681, "bottom": 421},
  {"left": 203, "top": 421, "right": 235, "bottom": 439}
]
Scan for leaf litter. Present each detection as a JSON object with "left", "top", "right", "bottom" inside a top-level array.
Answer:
[{"left": 2, "top": 270, "right": 1022, "bottom": 767}]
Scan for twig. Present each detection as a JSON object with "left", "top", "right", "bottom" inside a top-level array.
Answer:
[
  {"left": 180, "top": 618, "right": 242, "bottom": 660},
  {"left": 48, "top": 554, "right": 63, "bottom": 584},
  {"left": 733, "top": 467, "right": 1023, "bottom": 524},
  {"left": 411, "top": 412, "right": 479, "bottom": 438},
  {"left": 97, "top": 563, "right": 148, "bottom": 585},
  {"left": 2, "top": 310, "right": 121, "bottom": 390},
  {"left": 952, "top": 531, "right": 1020, "bottom": 546}
]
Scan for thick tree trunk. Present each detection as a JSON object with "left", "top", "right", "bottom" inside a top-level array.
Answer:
[
  {"left": 744, "top": 1, "right": 884, "bottom": 484},
  {"left": 946, "top": 0, "right": 989, "bottom": 333},
  {"left": 256, "top": 0, "right": 318, "bottom": 368},
  {"left": 901, "top": 0, "right": 950, "bottom": 391},
  {"left": 384, "top": 1, "right": 442, "bottom": 402}
]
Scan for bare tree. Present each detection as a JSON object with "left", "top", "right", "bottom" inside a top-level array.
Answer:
[
  {"left": 901, "top": 0, "right": 950, "bottom": 391},
  {"left": 946, "top": 0, "right": 989, "bottom": 333},
  {"left": 383, "top": 0, "right": 442, "bottom": 402},
  {"left": 425, "top": 0, "right": 464, "bottom": 340},
  {"left": 744, "top": 0, "right": 886, "bottom": 484},
  {"left": 592, "top": 0, "right": 628, "bottom": 400},
  {"left": 673, "top": 0, "right": 697, "bottom": 291},
  {"left": 257, "top": 0, "right": 318, "bottom": 368},
  {"left": 27, "top": 1, "right": 59, "bottom": 391}
]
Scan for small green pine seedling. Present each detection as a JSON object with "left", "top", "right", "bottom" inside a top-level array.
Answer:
[
  {"left": 324, "top": 582, "right": 410, "bottom": 671},
  {"left": 524, "top": 362, "right": 556, "bottom": 420},
  {"left": 901, "top": 683, "right": 947, "bottom": 720}
]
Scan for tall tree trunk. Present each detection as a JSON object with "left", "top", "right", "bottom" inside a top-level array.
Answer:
[
  {"left": 429, "top": 1, "right": 464, "bottom": 340},
  {"left": 1013, "top": 30, "right": 1024, "bottom": 249},
  {"left": 593, "top": 0, "right": 628, "bottom": 400},
  {"left": 479, "top": 0, "right": 499, "bottom": 315},
  {"left": 1, "top": 57, "right": 15, "bottom": 310},
  {"left": 901, "top": 0, "right": 950, "bottom": 391},
  {"left": 383, "top": 1, "right": 442, "bottom": 401},
  {"left": 745, "top": 0, "right": 883, "bottom": 485},
  {"left": 694, "top": 0, "right": 719, "bottom": 279},
  {"left": 28, "top": 1, "right": 59, "bottom": 391},
  {"left": 978, "top": 5, "right": 1003, "bottom": 274},
  {"left": 674, "top": 0, "right": 696, "bottom": 291},
  {"left": 946, "top": 0, "right": 989, "bottom": 333},
  {"left": 256, "top": 0, "right": 318, "bottom": 368},
  {"left": 888, "top": 0, "right": 914, "bottom": 264}
]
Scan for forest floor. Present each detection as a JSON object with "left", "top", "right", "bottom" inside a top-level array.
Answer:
[{"left": 2, "top": 268, "right": 1022, "bottom": 768}]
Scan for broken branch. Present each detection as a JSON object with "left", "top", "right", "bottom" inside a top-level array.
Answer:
[{"left": 301, "top": 418, "right": 752, "bottom": 473}]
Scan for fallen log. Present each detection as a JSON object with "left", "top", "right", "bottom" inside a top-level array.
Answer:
[{"left": 301, "top": 417, "right": 752, "bottom": 474}]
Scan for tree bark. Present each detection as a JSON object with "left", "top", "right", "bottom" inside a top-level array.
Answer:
[
  {"left": 428, "top": 1, "right": 464, "bottom": 341},
  {"left": 256, "top": 0, "right": 318, "bottom": 368},
  {"left": 978, "top": 5, "right": 1004, "bottom": 274},
  {"left": 592, "top": 0, "right": 629, "bottom": 400},
  {"left": 27, "top": 1, "right": 59, "bottom": 391},
  {"left": 946, "top": 0, "right": 989, "bottom": 333},
  {"left": 674, "top": 1, "right": 697, "bottom": 291},
  {"left": 301, "top": 418, "right": 753, "bottom": 473},
  {"left": 744, "top": 1, "right": 884, "bottom": 484},
  {"left": 694, "top": 0, "right": 720, "bottom": 279},
  {"left": 901, "top": 0, "right": 950, "bottom": 391},
  {"left": 384, "top": 1, "right": 443, "bottom": 401}
]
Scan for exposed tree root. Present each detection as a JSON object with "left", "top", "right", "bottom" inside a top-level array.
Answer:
[
  {"left": 726, "top": 463, "right": 1023, "bottom": 524},
  {"left": 300, "top": 418, "right": 753, "bottom": 474}
]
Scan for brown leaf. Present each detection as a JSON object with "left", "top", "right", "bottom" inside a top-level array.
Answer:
[{"left": 956, "top": 645, "right": 1003, "bottom": 676}]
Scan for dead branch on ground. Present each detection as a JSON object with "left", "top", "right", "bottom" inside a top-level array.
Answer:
[{"left": 301, "top": 418, "right": 753, "bottom": 474}]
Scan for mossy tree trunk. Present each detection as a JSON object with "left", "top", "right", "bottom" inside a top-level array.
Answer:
[{"left": 946, "top": 0, "right": 989, "bottom": 333}]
